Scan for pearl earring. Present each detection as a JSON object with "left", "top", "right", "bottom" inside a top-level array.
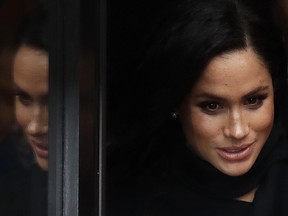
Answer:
[{"left": 171, "top": 112, "right": 178, "bottom": 119}]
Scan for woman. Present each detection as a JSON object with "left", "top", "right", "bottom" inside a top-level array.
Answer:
[
  {"left": 0, "top": 3, "right": 48, "bottom": 216},
  {"left": 107, "top": 0, "right": 288, "bottom": 215},
  {"left": 13, "top": 10, "right": 48, "bottom": 172}
]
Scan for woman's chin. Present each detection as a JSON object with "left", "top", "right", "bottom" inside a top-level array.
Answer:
[
  {"left": 36, "top": 156, "right": 48, "bottom": 171},
  {"left": 216, "top": 160, "right": 255, "bottom": 177}
]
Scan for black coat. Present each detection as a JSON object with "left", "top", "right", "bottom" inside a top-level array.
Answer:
[
  {"left": 107, "top": 125, "right": 288, "bottom": 216},
  {"left": 0, "top": 164, "right": 47, "bottom": 216}
]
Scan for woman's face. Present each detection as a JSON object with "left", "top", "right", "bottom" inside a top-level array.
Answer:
[
  {"left": 179, "top": 48, "right": 274, "bottom": 176},
  {"left": 13, "top": 45, "right": 48, "bottom": 171}
]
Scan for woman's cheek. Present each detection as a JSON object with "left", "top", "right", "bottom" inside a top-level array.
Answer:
[
  {"left": 249, "top": 101, "right": 274, "bottom": 134},
  {"left": 15, "top": 102, "right": 30, "bottom": 130},
  {"left": 181, "top": 109, "right": 221, "bottom": 150}
]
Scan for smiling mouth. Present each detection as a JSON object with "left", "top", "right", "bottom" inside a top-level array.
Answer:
[
  {"left": 216, "top": 143, "right": 254, "bottom": 161},
  {"left": 30, "top": 140, "right": 48, "bottom": 158}
]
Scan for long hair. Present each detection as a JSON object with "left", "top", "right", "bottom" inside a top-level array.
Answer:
[
  {"left": 109, "top": 0, "right": 287, "bottom": 175},
  {"left": 14, "top": 2, "right": 48, "bottom": 52}
]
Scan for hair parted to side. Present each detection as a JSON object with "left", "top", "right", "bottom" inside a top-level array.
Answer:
[
  {"left": 110, "top": 0, "right": 287, "bottom": 174},
  {"left": 134, "top": 0, "right": 286, "bottom": 129}
]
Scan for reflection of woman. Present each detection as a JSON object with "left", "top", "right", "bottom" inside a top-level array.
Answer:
[
  {"left": 0, "top": 3, "right": 48, "bottom": 216},
  {"left": 13, "top": 18, "right": 48, "bottom": 172},
  {"left": 108, "top": 0, "right": 288, "bottom": 215}
]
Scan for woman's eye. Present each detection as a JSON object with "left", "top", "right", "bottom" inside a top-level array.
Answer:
[
  {"left": 200, "top": 102, "right": 223, "bottom": 113},
  {"left": 244, "top": 95, "right": 266, "bottom": 108},
  {"left": 247, "top": 97, "right": 258, "bottom": 105},
  {"left": 15, "top": 93, "right": 32, "bottom": 106}
]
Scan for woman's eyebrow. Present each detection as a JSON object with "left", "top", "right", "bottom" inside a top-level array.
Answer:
[
  {"left": 194, "top": 86, "right": 270, "bottom": 101},
  {"left": 12, "top": 83, "right": 27, "bottom": 95},
  {"left": 13, "top": 83, "right": 21, "bottom": 91},
  {"left": 194, "top": 92, "right": 226, "bottom": 102},
  {"left": 243, "top": 86, "right": 270, "bottom": 98}
]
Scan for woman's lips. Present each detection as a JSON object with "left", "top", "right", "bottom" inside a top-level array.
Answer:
[
  {"left": 216, "top": 143, "right": 253, "bottom": 161},
  {"left": 30, "top": 140, "right": 48, "bottom": 158}
]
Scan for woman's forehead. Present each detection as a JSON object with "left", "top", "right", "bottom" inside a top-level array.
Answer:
[{"left": 190, "top": 49, "right": 272, "bottom": 95}]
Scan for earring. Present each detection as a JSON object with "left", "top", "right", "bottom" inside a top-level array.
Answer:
[{"left": 171, "top": 112, "right": 178, "bottom": 119}]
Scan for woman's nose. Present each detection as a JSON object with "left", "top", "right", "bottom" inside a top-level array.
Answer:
[
  {"left": 26, "top": 106, "right": 48, "bottom": 136},
  {"left": 223, "top": 110, "right": 249, "bottom": 140}
]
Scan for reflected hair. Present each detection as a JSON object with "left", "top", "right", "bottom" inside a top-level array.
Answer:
[{"left": 14, "top": 2, "right": 48, "bottom": 52}]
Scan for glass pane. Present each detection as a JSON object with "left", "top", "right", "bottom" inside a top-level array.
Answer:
[{"left": 48, "top": 0, "right": 104, "bottom": 215}]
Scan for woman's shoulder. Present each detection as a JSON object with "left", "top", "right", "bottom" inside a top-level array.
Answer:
[
  {"left": 252, "top": 158, "right": 288, "bottom": 215},
  {"left": 0, "top": 164, "right": 47, "bottom": 216},
  {"left": 106, "top": 154, "right": 171, "bottom": 216},
  {"left": 0, "top": 166, "right": 31, "bottom": 215}
]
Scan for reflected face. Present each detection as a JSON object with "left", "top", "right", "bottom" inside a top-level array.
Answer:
[
  {"left": 179, "top": 49, "right": 274, "bottom": 176},
  {"left": 13, "top": 45, "right": 48, "bottom": 171}
]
